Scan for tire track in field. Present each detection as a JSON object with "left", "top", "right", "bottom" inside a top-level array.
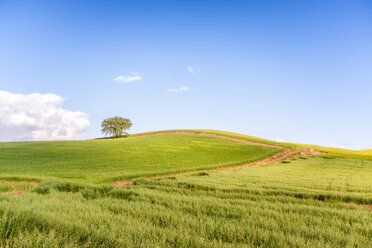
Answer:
[{"left": 113, "top": 131, "right": 322, "bottom": 187}]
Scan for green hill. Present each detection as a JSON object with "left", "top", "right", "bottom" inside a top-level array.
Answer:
[
  {"left": 0, "top": 130, "right": 371, "bottom": 247},
  {"left": 0, "top": 132, "right": 283, "bottom": 183},
  {"left": 134, "top": 129, "right": 372, "bottom": 160},
  {"left": 1, "top": 129, "right": 371, "bottom": 184}
]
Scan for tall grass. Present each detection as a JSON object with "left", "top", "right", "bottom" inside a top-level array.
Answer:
[{"left": 0, "top": 156, "right": 370, "bottom": 247}]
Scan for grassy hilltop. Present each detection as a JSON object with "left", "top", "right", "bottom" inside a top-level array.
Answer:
[
  {"left": 0, "top": 133, "right": 282, "bottom": 183},
  {"left": 134, "top": 129, "right": 372, "bottom": 160},
  {"left": 0, "top": 130, "right": 371, "bottom": 247}
]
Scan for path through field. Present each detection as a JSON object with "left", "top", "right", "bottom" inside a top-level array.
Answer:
[{"left": 113, "top": 131, "right": 322, "bottom": 186}]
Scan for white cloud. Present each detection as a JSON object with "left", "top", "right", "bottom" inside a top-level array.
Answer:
[
  {"left": 187, "top": 65, "right": 200, "bottom": 75},
  {"left": 114, "top": 71, "right": 143, "bottom": 83},
  {"left": 276, "top": 137, "right": 284, "bottom": 142},
  {"left": 187, "top": 66, "right": 194, "bottom": 75},
  {"left": 168, "top": 86, "right": 189, "bottom": 93},
  {"left": 0, "top": 90, "right": 90, "bottom": 141}
]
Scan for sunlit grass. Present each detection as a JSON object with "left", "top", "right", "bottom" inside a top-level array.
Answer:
[
  {"left": 0, "top": 156, "right": 370, "bottom": 247},
  {"left": 0, "top": 134, "right": 282, "bottom": 183},
  {"left": 0, "top": 131, "right": 371, "bottom": 247},
  {"left": 135, "top": 129, "right": 372, "bottom": 160}
]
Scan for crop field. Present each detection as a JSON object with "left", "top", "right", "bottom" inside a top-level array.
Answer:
[
  {"left": 0, "top": 134, "right": 281, "bottom": 183},
  {"left": 0, "top": 131, "right": 371, "bottom": 247}
]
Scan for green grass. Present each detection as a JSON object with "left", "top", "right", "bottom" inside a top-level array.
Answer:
[
  {"left": 134, "top": 129, "right": 372, "bottom": 160},
  {"left": 0, "top": 156, "right": 371, "bottom": 247},
  {"left": 132, "top": 129, "right": 311, "bottom": 150},
  {"left": 0, "top": 130, "right": 371, "bottom": 247},
  {"left": 317, "top": 147, "right": 372, "bottom": 161},
  {"left": 0, "top": 133, "right": 282, "bottom": 183},
  {"left": 195, "top": 130, "right": 372, "bottom": 160}
]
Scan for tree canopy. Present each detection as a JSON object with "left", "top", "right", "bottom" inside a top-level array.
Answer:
[{"left": 101, "top": 116, "right": 132, "bottom": 138}]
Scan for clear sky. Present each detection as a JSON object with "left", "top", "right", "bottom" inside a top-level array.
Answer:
[{"left": 0, "top": 0, "right": 371, "bottom": 149}]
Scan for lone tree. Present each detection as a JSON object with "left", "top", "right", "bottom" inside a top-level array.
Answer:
[{"left": 101, "top": 116, "right": 132, "bottom": 138}]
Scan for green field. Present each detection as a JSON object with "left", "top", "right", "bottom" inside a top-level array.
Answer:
[
  {"left": 0, "top": 130, "right": 371, "bottom": 247},
  {"left": 0, "top": 134, "right": 282, "bottom": 183},
  {"left": 140, "top": 129, "right": 372, "bottom": 160}
]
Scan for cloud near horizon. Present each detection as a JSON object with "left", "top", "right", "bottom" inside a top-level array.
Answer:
[
  {"left": 168, "top": 86, "right": 189, "bottom": 93},
  {"left": 114, "top": 71, "right": 143, "bottom": 83},
  {"left": 0, "top": 90, "right": 90, "bottom": 141}
]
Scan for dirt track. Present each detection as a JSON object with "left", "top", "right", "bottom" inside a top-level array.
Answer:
[{"left": 113, "top": 131, "right": 322, "bottom": 187}]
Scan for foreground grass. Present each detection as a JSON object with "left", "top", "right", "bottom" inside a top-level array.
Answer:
[
  {"left": 0, "top": 156, "right": 371, "bottom": 247},
  {"left": 0, "top": 131, "right": 371, "bottom": 247},
  {"left": 0, "top": 134, "right": 281, "bottom": 183}
]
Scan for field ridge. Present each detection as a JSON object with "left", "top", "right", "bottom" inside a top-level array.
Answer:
[{"left": 113, "top": 131, "right": 323, "bottom": 187}]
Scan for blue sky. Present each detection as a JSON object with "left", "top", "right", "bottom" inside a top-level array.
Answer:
[{"left": 0, "top": 0, "right": 371, "bottom": 149}]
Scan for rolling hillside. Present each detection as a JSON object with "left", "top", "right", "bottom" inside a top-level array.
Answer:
[
  {"left": 0, "top": 130, "right": 371, "bottom": 247},
  {"left": 0, "top": 132, "right": 283, "bottom": 183},
  {"left": 134, "top": 129, "right": 372, "bottom": 160}
]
